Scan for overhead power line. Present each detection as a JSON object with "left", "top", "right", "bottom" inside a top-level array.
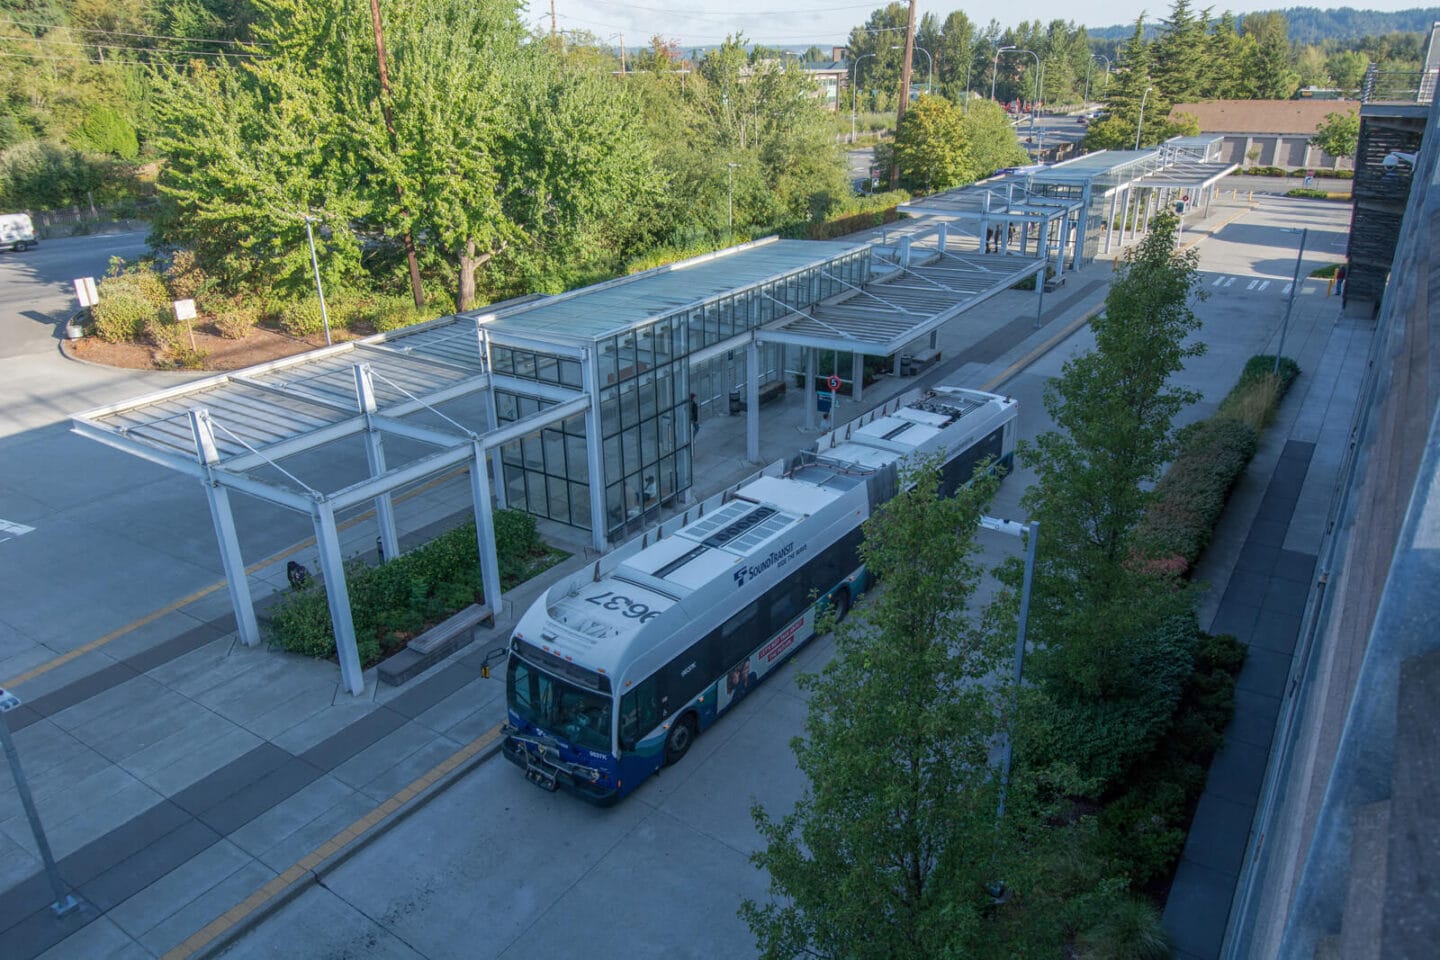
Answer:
[
  {"left": 0, "top": 17, "right": 270, "bottom": 46},
  {"left": 15, "top": 34, "right": 258, "bottom": 58}
]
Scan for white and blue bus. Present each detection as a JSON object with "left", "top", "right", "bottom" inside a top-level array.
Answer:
[{"left": 501, "top": 383, "right": 1017, "bottom": 803}]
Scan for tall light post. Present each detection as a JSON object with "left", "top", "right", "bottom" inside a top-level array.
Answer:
[
  {"left": 1135, "top": 84, "right": 1153, "bottom": 150},
  {"left": 850, "top": 51, "right": 876, "bottom": 143},
  {"left": 996, "top": 48, "right": 1041, "bottom": 153},
  {"left": 1083, "top": 53, "right": 1111, "bottom": 104},
  {"left": 1274, "top": 228, "right": 1308, "bottom": 372},
  {"left": 990, "top": 44, "right": 1015, "bottom": 102},
  {"left": 963, "top": 38, "right": 977, "bottom": 112},
  {"left": 726, "top": 161, "right": 739, "bottom": 243},
  {"left": 894, "top": 43, "right": 932, "bottom": 96},
  {"left": 302, "top": 214, "right": 333, "bottom": 347},
  {"left": 976, "top": 517, "right": 1039, "bottom": 825},
  {"left": 1, "top": 687, "right": 80, "bottom": 917}
]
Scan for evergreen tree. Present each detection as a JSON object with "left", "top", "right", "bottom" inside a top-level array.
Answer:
[
  {"left": 1014, "top": 212, "right": 1204, "bottom": 795},
  {"left": 1203, "top": 12, "right": 1252, "bottom": 99},
  {"left": 1152, "top": 0, "right": 1209, "bottom": 103},
  {"left": 743, "top": 458, "right": 1015, "bottom": 960},
  {"left": 1244, "top": 11, "right": 1300, "bottom": 98}
]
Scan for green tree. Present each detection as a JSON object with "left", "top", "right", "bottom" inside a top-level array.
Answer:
[
  {"left": 1152, "top": 0, "right": 1209, "bottom": 103},
  {"left": 1203, "top": 12, "right": 1253, "bottom": 99},
  {"left": 743, "top": 457, "right": 1014, "bottom": 960},
  {"left": 1326, "top": 50, "right": 1369, "bottom": 94},
  {"left": 1015, "top": 212, "right": 1204, "bottom": 795},
  {"left": 1244, "top": 11, "right": 1299, "bottom": 99},
  {"left": 892, "top": 95, "right": 1026, "bottom": 193},
  {"left": 1309, "top": 109, "right": 1360, "bottom": 168}
]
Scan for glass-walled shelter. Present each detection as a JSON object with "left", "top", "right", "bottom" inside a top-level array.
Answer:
[{"left": 472, "top": 238, "right": 873, "bottom": 543}]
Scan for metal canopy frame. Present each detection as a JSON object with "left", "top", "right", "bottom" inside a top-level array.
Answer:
[
  {"left": 73, "top": 322, "right": 589, "bottom": 696},
  {"left": 897, "top": 182, "right": 1086, "bottom": 272}
]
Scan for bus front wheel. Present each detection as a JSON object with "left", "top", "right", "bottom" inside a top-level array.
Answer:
[
  {"left": 834, "top": 588, "right": 852, "bottom": 623},
  {"left": 664, "top": 714, "right": 697, "bottom": 766}
]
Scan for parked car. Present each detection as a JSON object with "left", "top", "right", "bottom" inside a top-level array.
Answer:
[{"left": 0, "top": 213, "right": 37, "bottom": 252}]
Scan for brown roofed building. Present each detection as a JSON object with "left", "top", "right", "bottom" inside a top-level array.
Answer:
[{"left": 1170, "top": 99, "right": 1360, "bottom": 170}]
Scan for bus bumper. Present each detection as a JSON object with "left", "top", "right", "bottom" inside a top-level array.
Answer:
[{"left": 501, "top": 735, "right": 620, "bottom": 806}]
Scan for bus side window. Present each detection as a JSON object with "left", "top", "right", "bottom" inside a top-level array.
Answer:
[
  {"left": 720, "top": 602, "right": 759, "bottom": 670},
  {"left": 620, "top": 677, "right": 659, "bottom": 749}
]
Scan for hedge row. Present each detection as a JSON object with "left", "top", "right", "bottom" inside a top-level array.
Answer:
[
  {"left": 1138, "top": 355, "right": 1300, "bottom": 577},
  {"left": 266, "top": 510, "right": 566, "bottom": 667}
]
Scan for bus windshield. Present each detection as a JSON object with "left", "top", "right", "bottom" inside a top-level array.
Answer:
[{"left": 507, "top": 656, "right": 613, "bottom": 754}]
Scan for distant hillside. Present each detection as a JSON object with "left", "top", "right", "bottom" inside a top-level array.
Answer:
[{"left": 1089, "top": 7, "right": 1440, "bottom": 44}]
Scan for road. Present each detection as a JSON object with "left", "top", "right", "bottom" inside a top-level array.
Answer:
[
  {"left": 212, "top": 196, "right": 1352, "bottom": 960},
  {"left": 0, "top": 232, "right": 284, "bottom": 681},
  {"left": 0, "top": 230, "right": 179, "bottom": 438}
]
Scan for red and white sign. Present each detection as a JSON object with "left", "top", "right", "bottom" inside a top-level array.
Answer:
[{"left": 827, "top": 374, "right": 842, "bottom": 391}]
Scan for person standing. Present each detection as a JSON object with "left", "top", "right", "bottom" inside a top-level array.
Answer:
[{"left": 689, "top": 393, "right": 700, "bottom": 438}]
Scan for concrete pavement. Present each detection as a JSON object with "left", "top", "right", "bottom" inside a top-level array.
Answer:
[{"left": 0, "top": 190, "right": 1354, "bottom": 959}]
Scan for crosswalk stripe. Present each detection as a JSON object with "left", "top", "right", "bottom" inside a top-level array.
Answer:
[
  {"left": 1212, "top": 276, "right": 1225, "bottom": 286},
  {"left": 1282, "top": 282, "right": 1293, "bottom": 295},
  {"left": 1247, "top": 279, "right": 1260, "bottom": 290},
  {"left": 1258, "top": 280, "right": 1270, "bottom": 291},
  {"left": 1223, "top": 277, "right": 1236, "bottom": 287}
]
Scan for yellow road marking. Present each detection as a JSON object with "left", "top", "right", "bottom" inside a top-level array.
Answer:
[{"left": 162, "top": 723, "right": 504, "bottom": 960}]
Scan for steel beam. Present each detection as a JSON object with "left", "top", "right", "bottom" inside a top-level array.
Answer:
[
  {"left": 469, "top": 438, "right": 503, "bottom": 618},
  {"left": 746, "top": 338, "right": 761, "bottom": 462},
  {"left": 313, "top": 499, "right": 364, "bottom": 695},
  {"left": 189, "top": 410, "right": 262, "bottom": 647},
  {"left": 355, "top": 366, "right": 400, "bottom": 563}
]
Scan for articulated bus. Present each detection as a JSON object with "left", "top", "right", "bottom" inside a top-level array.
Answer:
[{"left": 501, "top": 383, "right": 1018, "bottom": 803}]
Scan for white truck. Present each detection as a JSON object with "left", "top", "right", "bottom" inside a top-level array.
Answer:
[{"left": 0, "top": 213, "right": 38, "bottom": 252}]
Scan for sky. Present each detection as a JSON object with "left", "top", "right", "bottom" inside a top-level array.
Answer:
[{"left": 539, "top": 1, "right": 1433, "bottom": 50}]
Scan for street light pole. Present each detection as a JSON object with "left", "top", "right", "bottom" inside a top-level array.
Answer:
[
  {"left": 1, "top": 688, "right": 80, "bottom": 917},
  {"left": 991, "top": 44, "right": 1014, "bottom": 102},
  {"left": 1274, "top": 228, "right": 1308, "bottom": 372},
  {"left": 898, "top": 44, "right": 932, "bottom": 95},
  {"left": 303, "top": 214, "right": 333, "bottom": 347},
  {"left": 850, "top": 51, "right": 876, "bottom": 143},
  {"left": 726, "top": 162, "right": 739, "bottom": 243},
  {"left": 975, "top": 518, "right": 1039, "bottom": 824},
  {"left": 1135, "top": 85, "right": 1153, "bottom": 150}
]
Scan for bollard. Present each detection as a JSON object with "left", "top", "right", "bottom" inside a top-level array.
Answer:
[{"left": 1327, "top": 276, "right": 1335, "bottom": 297}]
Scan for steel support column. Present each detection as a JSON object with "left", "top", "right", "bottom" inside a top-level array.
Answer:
[
  {"left": 852, "top": 351, "right": 864, "bottom": 405},
  {"left": 479, "top": 329, "right": 507, "bottom": 509},
  {"left": 353, "top": 365, "right": 399, "bottom": 562},
  {"left": 745, "top": 338, "right": 761, "bottom": 462},
  {"left": 313, "top": 499, "right": 364, "bottom": 695},
  {"left": 804, "top": 347, "right": 817, "bottom": 431},
  {"left": 189, "top": 410, "right": 260, "bottom": 647},
  {"left": 1106, "top": 190, "right": 1118, "bottom": 254},
  {"left": 582, "top": 348, "right": 608, "bottom": 552},
  {"left": 469, "top": 438, "right": 503, "bottom": 618}
]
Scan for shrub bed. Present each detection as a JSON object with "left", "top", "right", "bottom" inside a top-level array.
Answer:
[
  {"left": 1138, "top": 355, "right": 1300, "bottom": 575},
  {"left": 92, "top": 260, "right": 169, "bottom": 342},
  {"left": 266, "top": 509, "right": 567, "bottom": 667},
  {"left": 1092, "top": 631, "right": 1246, "bottom": 891}
]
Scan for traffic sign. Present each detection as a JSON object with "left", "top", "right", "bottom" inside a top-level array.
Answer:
[{"left": 827, "top": 374, "right": 842, "bottom": 391}]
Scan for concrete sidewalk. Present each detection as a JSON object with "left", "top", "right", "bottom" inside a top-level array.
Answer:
[{"left": 0, "top": 195, "right": 1263, "bottom": 959}]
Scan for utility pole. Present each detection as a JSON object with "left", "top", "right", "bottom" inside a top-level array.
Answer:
[
  {"left": 550, "top": 0, "right": 556, "bottom": 38},
  {"left": 620, "top": 32, "right": 627, "bottom": 74},
  {"left": 369, "top": 0, "right": 426, "bottom": 309},
  {"left": 891, "top": 0, "right": 917, "bottom": 188}
]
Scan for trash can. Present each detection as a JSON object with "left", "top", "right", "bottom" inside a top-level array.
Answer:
[
  {"left": 899, "top": 355, "right": 916, "bottom": 377},
  {"left": 728, "top": 390, "right": 742, "bottom": 415},
  {"left": 817, "top": 393, "right": 832, "bottom": 414}
]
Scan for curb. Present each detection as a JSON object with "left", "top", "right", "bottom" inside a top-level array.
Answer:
[
  {"left": 982, "top": 300, "right": 1105, "bottom": 393},
  {"left": 180, "top": 726, "right": 506, "bottom": 960}
]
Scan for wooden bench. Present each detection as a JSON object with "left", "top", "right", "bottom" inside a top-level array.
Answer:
[
  {"left": 378, "top": 601, "right": 495, "bottom": 686},
  {"left": 1043, "top": 275, "right": 1066, "bottom": 293},
  {"left": 901, "top": 349, "right": 941, "bottom": 377},
  {"left": 733, "top": 379, "right": 787, "bottom": 411}
]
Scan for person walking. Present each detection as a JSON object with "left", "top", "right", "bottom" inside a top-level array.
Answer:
[{"left": 689, "top": 392, "right": 700, "bottom": 438}]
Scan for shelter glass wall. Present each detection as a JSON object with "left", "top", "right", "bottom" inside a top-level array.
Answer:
[{"left": 490, "top": 246, "right": 873, "bottom": 541}]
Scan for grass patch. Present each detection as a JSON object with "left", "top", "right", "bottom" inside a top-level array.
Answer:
[{"left": 1309, "top": 263, "right": 1341, "bottom": 279}]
